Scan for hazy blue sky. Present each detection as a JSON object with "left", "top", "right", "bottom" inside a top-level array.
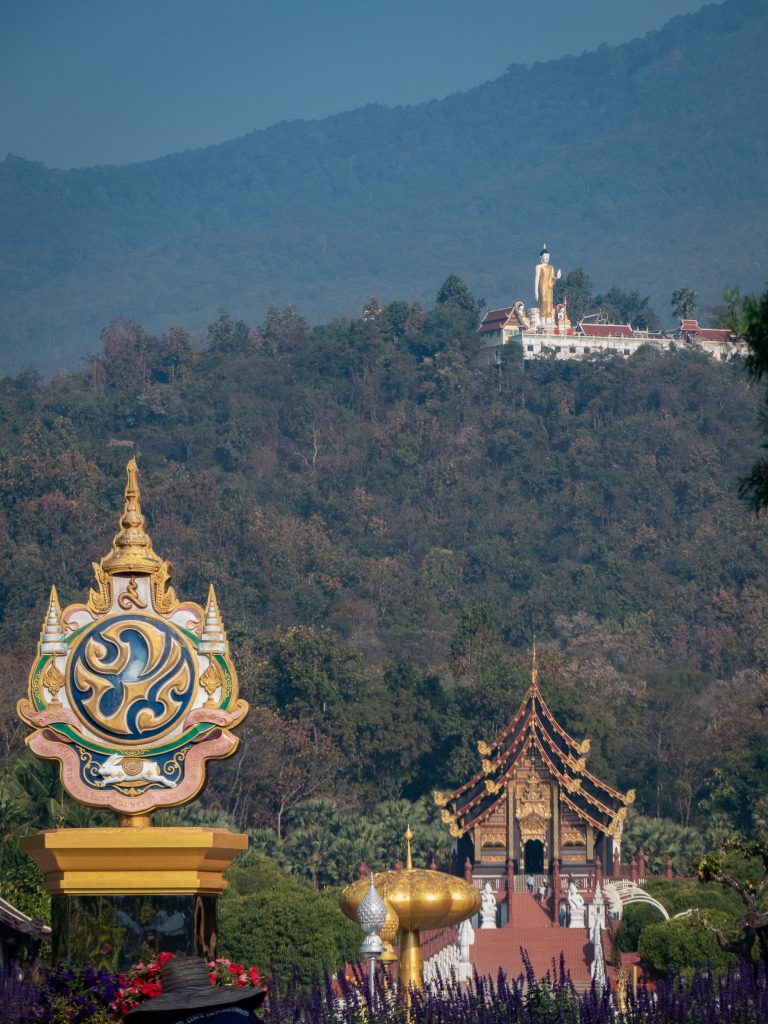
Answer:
[{"left": 1, "top": 0, "right": 708, "bottom": 169}]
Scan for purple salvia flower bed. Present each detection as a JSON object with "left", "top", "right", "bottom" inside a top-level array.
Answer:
[{"left": 4, "top": 958, "right": 768, "bottom": 1023}]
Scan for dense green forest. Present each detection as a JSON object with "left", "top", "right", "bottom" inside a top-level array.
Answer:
[
  {"left": 1, "top": 0, "right": 767, "bottom": 372},
  {"left": 0, "top": 282, "right": 765, "bottom": 860}
]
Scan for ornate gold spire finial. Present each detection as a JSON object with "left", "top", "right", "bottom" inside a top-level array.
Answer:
[
  {"left": 531, "top": 639, "right": 539, "bottom": 690},
  {"left": 101, "top": 459, "right": 163, "bottom": 576},
  {"left": 405, "top": 825, "right": 414, "bottom": 870}
]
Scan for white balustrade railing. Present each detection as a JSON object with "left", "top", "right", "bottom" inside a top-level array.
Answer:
[
  {"left": 423, "top": 941, "right": 461, "bottom": 986},
  {"left": 472, "top": 874, "right": 507, "bottom": 892},
  {"left": 423, "top": 919, "right": 475, "bottom": 986}
]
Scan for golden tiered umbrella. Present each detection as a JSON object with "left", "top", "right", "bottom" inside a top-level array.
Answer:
[{"left": 339, "top": 826, "right": 481, "bottom": 990}]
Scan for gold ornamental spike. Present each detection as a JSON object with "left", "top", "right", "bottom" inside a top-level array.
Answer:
[
  {"left": 531, "top": 639, "right": 539, "bottom": 689},
  {"left": 405, "top": 825, "right": 414, "bottom": 870},
  {"left": 101, "top": 459, "right": 163, "bottom": 576}
]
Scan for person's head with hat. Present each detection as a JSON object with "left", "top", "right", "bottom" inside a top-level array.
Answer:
[{"left": 125, "top": 955, "right": 267, "bottom": 1024}]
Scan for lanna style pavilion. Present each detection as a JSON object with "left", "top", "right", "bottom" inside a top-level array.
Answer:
[{"left": 435, "top": 648, "right": 635, "bottom": 931}]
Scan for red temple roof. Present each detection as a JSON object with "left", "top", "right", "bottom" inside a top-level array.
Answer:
[
  {"left": 678, "top": 319, "right": 732, "bottom": 342},
  {"left": 479, "top": 307, "right": 514, "bottom": 334},
  {"left": 578, "top": 323, "right": 634, "bottom": 338}
]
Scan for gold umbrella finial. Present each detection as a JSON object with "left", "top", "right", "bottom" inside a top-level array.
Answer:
[
  {"left": 339, "top": 835, "right": 481, "bottom": 993},
  {"left": 405, "top": 824, "right": 414, "bottom": 870},
  {"left": 101, "top": 459, "right": 163, "bottom": 576}
]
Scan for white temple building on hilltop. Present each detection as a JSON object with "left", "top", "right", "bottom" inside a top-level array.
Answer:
[
  {"left": 477, "top": 310, "right": 742, "bottom": 365},
  {"left": 477, "top": 247, "right": 743, "bottom": 365}
]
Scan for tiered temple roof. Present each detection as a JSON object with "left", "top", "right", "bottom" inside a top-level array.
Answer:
[
  {"left": 676, "top": 318, "right": 733, "bottom": 342},
  {"left": 435, "top": 649, "right": 634, "bottom": 839},
  {"left": 478, "top": 307, "right": 515, "bottom": 334}
]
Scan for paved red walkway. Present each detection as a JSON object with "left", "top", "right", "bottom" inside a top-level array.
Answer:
[{"left": 471, "top": 893, "right": 597, "bottom": 987}]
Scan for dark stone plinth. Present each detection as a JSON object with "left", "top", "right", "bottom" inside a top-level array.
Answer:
[{"left": 51, "top": 892, "right": 218, "bottom": 972}]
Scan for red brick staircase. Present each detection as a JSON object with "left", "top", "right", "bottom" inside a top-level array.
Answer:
[{"left": 471, "top": 892, "right": 595, "bottom": 989}]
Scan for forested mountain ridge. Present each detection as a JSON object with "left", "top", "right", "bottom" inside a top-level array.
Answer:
[
  {"left": 0, "top": 296, "right": 765, "bottom": 839},
  {"left": 1, "top": 0, "right": 767, "bottom": 373}
]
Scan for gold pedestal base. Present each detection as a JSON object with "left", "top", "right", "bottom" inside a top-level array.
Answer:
[
  {"left": 21, "top": 826, "right": 248, "bottom": 896},
  {"left": 398, "top": 928, "right": 423, "bottom": 992}
]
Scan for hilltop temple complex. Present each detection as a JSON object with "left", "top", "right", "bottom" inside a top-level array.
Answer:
[{"left": 477, "top": 245, "right": 741, "bottom": 365}]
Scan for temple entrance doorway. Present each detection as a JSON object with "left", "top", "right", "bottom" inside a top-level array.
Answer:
[{"left": 524, "top": 839, "right": 544, "bottom": 874}]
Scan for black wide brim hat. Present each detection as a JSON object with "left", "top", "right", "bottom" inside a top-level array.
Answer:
[{"left": 125, "top": 956, "right": 267, "bottom": 1023}]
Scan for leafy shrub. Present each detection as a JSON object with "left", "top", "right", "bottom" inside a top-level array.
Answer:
[
  {"left": 637, "top": 916, "right": 737, "bottom": 978},
  {"left": 219, "top": 854, "right": 359, "bottom": 988}
]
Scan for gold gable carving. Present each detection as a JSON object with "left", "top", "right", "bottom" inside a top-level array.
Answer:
[
  {"left": 561, "top": 827, "right": 585, "bottom": 847},
  {"left": 150, "top": 562, "right": 179, "bottom": 615},
  {"left": 607, "top": 805, "right": 628, "bottom": 837},
  {"left": 87, "top": 563, "right": 112, "bottom": 616},
  {"left": 515, "top": 767, "right": 551, "bottom": 845}
]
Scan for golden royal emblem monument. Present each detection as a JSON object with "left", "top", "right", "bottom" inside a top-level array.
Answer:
[
  {"left": 18, "top": 459, "right": 248, "bottom": 819},
  {"left": 17, "top": 461, "right": 249, "bottom": 968}
]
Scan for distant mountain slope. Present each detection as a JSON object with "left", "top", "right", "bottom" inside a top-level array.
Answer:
[{"left": 1, "top": 0, "right": 766, "bottom": 373}]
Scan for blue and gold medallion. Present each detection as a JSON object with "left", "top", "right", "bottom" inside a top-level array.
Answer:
[{"left": 18, "top": 460, "right": 248, "bottom": 817}]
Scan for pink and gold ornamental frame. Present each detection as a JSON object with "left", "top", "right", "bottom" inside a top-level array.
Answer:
[{"left": 17, "top": 459, "right": 248, "bottom": 819}]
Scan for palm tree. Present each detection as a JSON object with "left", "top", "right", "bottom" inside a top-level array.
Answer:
[
  {"left": 329, "top": 817, "right": 386, "bottom": 885},
  {"left": 246, "top": 827, "right": 289, "bottom": 869},
  {"left": 12, "top": 752, "right": 108, "bottom": 830},
  {"left": 622, "top": 811, "right": 704, "bottom": 875},
  {"left": 671, "top": 287, "right": 698, "bottom": 321},
  {"left": 369, "top": 795, "right": 452, "bottom": 868},
  {"left": 285, "top": 823, "right": 338, "bottom": 887},
  {"left": 285, "top": 799, "right": 340, "bottom": 833},
  {"left": 155, "top": 804, "right": 240, "bottom": 830}
]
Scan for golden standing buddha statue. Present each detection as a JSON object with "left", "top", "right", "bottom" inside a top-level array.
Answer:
[{"left": 534, "top": 244, "right": 561, "bottom": 320}]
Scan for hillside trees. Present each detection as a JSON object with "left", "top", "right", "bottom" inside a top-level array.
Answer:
[
  {"left": 0, "top": 299, "right": 763, "bottom": 834},
  {"left": 435, "top": 275, "right": 484, "bottom": 319},
  {"left": 553, "top": 271, "right": 660, "bottom": 327},
  {"left": 698, "top": 839, "right": 768, "bottom": 967},
  {"left": 712, "top": 288, "right": 748, "bottom": 335},
  {"left": 671, "top": 287, "right": 698, "bottom": 321},
  {"left": 556, "top": 268, "right": 594, "bottom": 322},
  {"left": 213, "top": 707, "right": 344, "bottom": 838},
  {"left": 592, "top": 288, "right": 659, "bottom": 330},
  {"left": 737, "top": 286, "right": 768, "bottom": 510},
  {"left": 3, "top": 0, "right": 768, "bottom": 375}
]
